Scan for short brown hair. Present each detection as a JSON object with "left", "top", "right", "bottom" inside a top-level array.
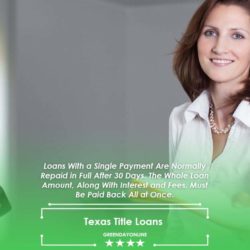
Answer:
[{"left": 173, "top": 0, "right": 250, "bottom": 102}]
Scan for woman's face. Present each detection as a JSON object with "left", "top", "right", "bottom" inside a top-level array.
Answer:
[{"left": 197, "top": 4, "right": 250, "bottom": 87}]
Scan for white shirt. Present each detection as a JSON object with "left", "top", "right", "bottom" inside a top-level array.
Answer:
[
  {"left": 169, "top": 90, "right": 250, "bottom": 195},
  {"left": 167, "top": 90, "right": 250, "bottom": 241}
]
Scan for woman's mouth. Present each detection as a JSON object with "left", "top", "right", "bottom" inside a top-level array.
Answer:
[{"left": 210, "top": 58, "right": 234, "bottom": 66}]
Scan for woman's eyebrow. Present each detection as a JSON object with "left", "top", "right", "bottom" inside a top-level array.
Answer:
[
  {"left": 203, "top": 24, "right": 249, "bottom": 34},
  {"left": 231, "top": 28, "right": 250, "bottom": 34},
  {"left": 203, "top": 24, "right": 218, "bottom": 30}
]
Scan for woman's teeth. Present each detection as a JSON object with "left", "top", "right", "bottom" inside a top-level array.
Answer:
[{"left": 211, "top": 58, "right": 233, "bottom": 64}]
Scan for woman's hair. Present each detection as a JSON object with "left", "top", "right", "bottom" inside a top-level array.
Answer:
[{"left": 173, "top": 0, "right": 250, "bottom": 102}]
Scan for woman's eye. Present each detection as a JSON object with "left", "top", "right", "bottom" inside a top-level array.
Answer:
[
  {"left": 232, "top": 33, "right": 244, "bottom": 39},
  {"left": 203, "top": 30, "right": 216, "bottom": 37}
]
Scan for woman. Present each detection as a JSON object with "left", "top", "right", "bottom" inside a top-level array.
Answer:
[{"left": 168, "top": 0, "right": 250, "bottom": 247}]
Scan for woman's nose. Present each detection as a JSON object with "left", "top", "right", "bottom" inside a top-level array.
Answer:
[{"left": 211, "top": 36, "right": 229, "bottom": 54}]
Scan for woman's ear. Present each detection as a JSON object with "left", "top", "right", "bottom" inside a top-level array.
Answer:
[{"left": 0, "top": 186, "right": 11, "bottom": 217}]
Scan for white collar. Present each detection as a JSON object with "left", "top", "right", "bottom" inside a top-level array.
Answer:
[
  {"left": 233, "top": 100, "right": 250, "bottom": 128},
  {"left": 184, "top": 90, "right": 250, "bottom": 128},
  {"left": 184, "top": 90, "right": 210, "bottom": 123}
]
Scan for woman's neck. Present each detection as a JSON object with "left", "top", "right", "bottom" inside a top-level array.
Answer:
[
  {"left": 209, "top": 81, "right": 242, "bottom": 108},
  {"left": 208, "top": 82, "right": 241, "bottom": 127}
]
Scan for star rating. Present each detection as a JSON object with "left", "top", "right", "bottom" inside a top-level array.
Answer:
[
  {"left": 105, "top": 239, "right": 113, "bottom": 247},
  {"left": 105, "top": 239, "right": 144, "bottom": 247}
]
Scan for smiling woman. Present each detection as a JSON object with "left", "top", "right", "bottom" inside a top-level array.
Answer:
[
  {"left": 171, "top": 0, "right": 250, "bottom": 190},
  {"left": 168, "top": 0, "right": 250, "bottom": 247}
]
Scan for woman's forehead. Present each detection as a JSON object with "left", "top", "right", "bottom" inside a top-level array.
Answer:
[{"left": 204, "top": 4, "right": 250, "bottom": 30}]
